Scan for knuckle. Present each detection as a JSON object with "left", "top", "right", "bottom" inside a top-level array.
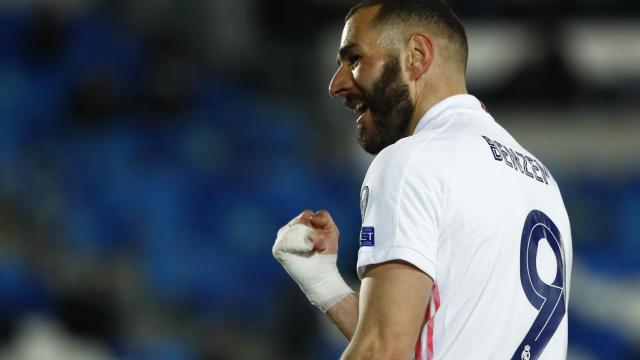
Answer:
[{"left": 271, "top": 245, "right": 281, "bottom": 258}]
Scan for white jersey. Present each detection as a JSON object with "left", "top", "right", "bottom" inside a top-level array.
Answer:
[{"left": 357, "top": 95, "right": 572, "bottom": 360}]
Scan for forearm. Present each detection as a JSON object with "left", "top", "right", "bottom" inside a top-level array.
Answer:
[{"left": 327, "top": 292, "right": 359, "bottom": 340}]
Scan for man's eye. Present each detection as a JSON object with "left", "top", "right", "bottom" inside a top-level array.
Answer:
[{"left": 349, "top": 55, "right": 361, "bottom": 67}]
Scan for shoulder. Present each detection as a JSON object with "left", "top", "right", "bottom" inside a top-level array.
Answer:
[
  {"left": 368, "top": 137, "right": 437, "bottom": 177},
  {"left": 364, "top": 131, "right": 454, "bottom": 197},
  {"left": 368, "top": 109, "right": 479, "bottom": 176}
]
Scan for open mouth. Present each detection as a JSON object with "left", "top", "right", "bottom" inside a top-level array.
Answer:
[
  {"left": 355, "top": 103, "right": 368, "bottom": 114},
  {"left": 351, "top": 102, "right": 369, "bottom": 123}
]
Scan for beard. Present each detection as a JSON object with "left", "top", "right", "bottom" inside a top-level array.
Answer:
[{"left": 349, "top": 55, "right": 415, "bottom": 155}]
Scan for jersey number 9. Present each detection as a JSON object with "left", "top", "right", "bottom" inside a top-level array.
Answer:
[{"left": 511, "top": 210, "right": 567, "bottom": 360}]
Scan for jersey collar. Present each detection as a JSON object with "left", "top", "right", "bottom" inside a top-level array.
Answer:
[{"left": 413, "top": 94, "right": 485, "bottom": 134}]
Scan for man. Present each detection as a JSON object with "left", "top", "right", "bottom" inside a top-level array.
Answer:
[{"left": 272, "top": 1, "right": 572, "bottom": 359}]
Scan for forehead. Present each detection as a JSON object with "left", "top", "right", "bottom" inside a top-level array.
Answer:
[{"left": 340, "top": 6, "right": 382, "bottom": 49}]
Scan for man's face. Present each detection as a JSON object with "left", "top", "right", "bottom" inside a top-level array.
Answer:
[{"left": 329, "top": 6, "right": 415, "bottom": 155}]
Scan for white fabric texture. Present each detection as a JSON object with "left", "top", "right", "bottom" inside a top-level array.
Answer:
[
  {"left": 273, "top": 223, "right": 353, "bottom": 313},
  {"left": 356, "top": 94, "right": 572, "bottom": 360}
]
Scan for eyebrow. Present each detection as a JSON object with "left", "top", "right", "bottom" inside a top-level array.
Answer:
[{"left": 336, "top": 43, "right": 360, "bottom": 64}]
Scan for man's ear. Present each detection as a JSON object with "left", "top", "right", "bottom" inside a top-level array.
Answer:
[{"left": 406, "top": 32, "right": 434, "bottom": 81}]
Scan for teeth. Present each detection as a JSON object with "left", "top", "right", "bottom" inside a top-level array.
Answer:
[{"left": 347, "top": 101, "right": 367, "bottom": 114}]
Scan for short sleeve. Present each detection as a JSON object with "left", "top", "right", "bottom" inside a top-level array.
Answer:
[{"left": 356, "top": 141, "right": 453, "bottom": 281}]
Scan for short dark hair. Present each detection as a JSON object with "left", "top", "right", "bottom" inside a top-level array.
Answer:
[{"left": 346, "top": 0, "right": 468, "bottom": 71}]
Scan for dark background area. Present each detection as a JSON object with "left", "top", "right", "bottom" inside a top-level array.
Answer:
[{"left": 0, "top": 0, "right": 638, "bottom": 359}]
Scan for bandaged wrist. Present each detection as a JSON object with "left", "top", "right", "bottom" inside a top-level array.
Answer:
[
  {"left": 297, "top": 254, "right": 354, "bottom": 312},
  {"left": 273, "top": 223, "right": 354, "bottom": 313}
]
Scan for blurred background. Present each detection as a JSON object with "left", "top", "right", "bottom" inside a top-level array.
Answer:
[{"left": 0, "top": 0, "right": 638, "bottom": 359}]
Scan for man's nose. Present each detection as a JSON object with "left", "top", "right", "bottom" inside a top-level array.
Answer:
[{"left": 328, "top": 66, "right": 353, "bottom": 97}]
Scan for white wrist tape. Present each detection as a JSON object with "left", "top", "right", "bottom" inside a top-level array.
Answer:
[{"left": 272, "top": 223, "right": 353, "bottom": 312}]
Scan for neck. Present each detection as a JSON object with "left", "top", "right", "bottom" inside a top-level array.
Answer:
[{"left": 407, "top": 75, "right": 467, "bottom": 135}]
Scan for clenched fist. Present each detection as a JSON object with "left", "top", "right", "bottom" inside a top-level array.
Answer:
[{"left": 272, "top": 210, "right": 353, "bottom": 312}]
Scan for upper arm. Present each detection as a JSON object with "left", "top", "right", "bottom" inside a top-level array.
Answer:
[
  {"left": 347, "top": 143, "right": 452, "bottom": 359},
  {"left": 342, "top": 260, "right": 433, "bottom": 360},
  {"left": 357, "top": 143, "right": 454, "bottom": 281}
]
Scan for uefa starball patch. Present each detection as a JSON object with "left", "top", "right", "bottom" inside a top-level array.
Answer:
[{"left": 360, "top": 226, "right": 375, "bottom": 247}]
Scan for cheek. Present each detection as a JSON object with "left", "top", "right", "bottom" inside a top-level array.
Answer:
[
  {"left": 353, "top": 63, "right": 380, "bottom": 91},
  {"left": 352, "top": 67, "right": 366, "bottom": 84}
]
